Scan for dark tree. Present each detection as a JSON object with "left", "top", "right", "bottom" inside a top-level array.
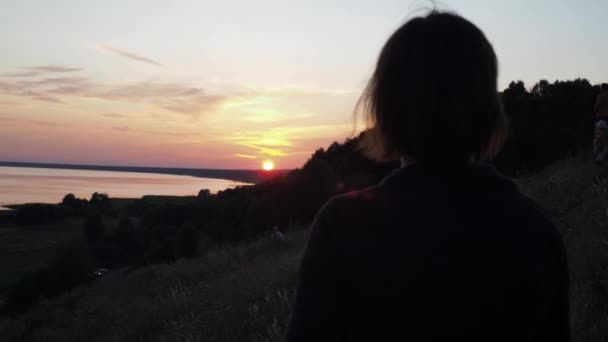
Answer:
[
  {"left": 179, "top": 223, "right": 199, "bottom": 258},
  {"left": 111, "top": 217, "right": 140, "bottom": 255},
  {"left": 62, "top": 193, "right": 77, "bottom": 206},
  {"left": 84, "top": 214, "right": 105, "bottom": 242},
  {"left": 198, "top": 189, "right": 211, "bottom": 199},
  {"left": 503, "top": 80, "right": 528, "bottom": 100},
  {"left": 496, "top": 78, "right": 597, "bottom": 174},
  {"left": 15, "top": 204, "right": 57, "bottom": 226},
  {"left": 90, "top": 192, "right": 111, "bottom": 207},
  {"left": 531, "top": 79, "right": 550, "bottom": 97}
]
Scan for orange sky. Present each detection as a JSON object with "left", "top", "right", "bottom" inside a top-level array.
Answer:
[
  {"left": 0, "top": 80, "right": 356, "bottom": 169},
  {"left": 1, "top": 1, "right": 607, "bottom": 169}
]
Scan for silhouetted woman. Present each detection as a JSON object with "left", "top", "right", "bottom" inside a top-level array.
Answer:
[{"left": 286, "top": 11, "right": 569, "bottom": 342}]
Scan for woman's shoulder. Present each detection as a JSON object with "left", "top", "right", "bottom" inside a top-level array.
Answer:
[
  {"left": 311, "top": 186, "right": 386, "bottom": 234},
  {"left": 323, "top": 186, "right": 384, "bottom": 213}
]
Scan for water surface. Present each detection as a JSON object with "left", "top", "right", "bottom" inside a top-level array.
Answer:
[{"left": 0, "top": 166, "right": 250, "bottom": 209}]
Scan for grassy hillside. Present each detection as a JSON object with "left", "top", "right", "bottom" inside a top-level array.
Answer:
[
  {"left": 1, "top": 156, "right": 607, "bottom": 341},
  {"left": 518, "top": 156, "right": 608, "bottom": 340},
  {"left": 0, "top": 228, "right": 307, "bottom": 342}
]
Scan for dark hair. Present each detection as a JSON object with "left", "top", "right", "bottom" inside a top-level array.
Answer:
[
  {"left": 358, "top": 11, "right": 506, "bottom": 167},
  {"left": 602, "top": 83, "right": 608, "bottom": 91}
]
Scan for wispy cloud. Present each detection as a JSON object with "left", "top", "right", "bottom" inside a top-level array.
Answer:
[
  {"left": 33, "top": 95, "right": 64, "bottom": 103},
  {"left": 220, "top": 124, "right": 352, "bottom": 158},
  {"left": 1, "top": 66, "right": 81, "bottom": 79},
  {"left": 0, "top": 75, "right": 225, "bottom": 117},
  {"left": 94, "top": 44, "right": 163, "bottom": 66},
  {"left": 0, "top": 115, "right": 62, "bottom": 127},
  {"left": 2, "top": 71, "right": 40, "bottom": 77},
  {"left": 112, "top": 126, "right": 131, "bottom": 132},
  {"left": 24, "top": 66, "right": 82, "bottom": 73},
  {"left": 101, "top": 82, "right": 225, "bottom": 114},
  {"left": 0, "top": 69, "right": 356, "bottom": 122},
  {"left": 244, "top": 145, "right": 288, "bottom": 157},
  {"left": 223, "top": 131, "right": 293, "bottom": 157},
  {"left": 101, "top": 113, "right": 126, "bottom": 119},
  {"left": 259, "top": 85, "right": 359, "bottom": 97},
  {"left": 235, "top": 154, "right": 257, "bottom": 159}
]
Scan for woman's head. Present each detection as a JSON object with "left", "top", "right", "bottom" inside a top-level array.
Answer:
[{"left": 359, "top": 11, "right": 506, "bottom": 167}]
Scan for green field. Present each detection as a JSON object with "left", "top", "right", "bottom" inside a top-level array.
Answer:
[{"left": 1, "top": 156, "right": 607, "bottom": 341}]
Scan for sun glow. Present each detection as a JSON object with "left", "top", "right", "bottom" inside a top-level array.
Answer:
[{"left": 262, "top": 160, "right": 274, "bottom": 171}]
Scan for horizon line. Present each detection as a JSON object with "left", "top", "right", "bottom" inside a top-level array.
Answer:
[{"left": 0, "top": 160, "right": 292, "bottom": 172}]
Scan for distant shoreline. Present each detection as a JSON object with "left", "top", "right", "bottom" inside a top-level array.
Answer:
[{"left": 0, "top": 161, "right": 289, "bottom": 184}]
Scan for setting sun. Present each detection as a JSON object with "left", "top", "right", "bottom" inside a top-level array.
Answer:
[{"left": 262, "top": 160, "right": 274, "bottom": 171}]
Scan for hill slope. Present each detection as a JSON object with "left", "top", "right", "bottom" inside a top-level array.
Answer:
[{"left": 2, "top": 156, "right": 607, "bottom": 341}]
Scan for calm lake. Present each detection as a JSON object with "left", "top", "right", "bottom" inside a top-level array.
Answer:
[{"left": 0, "top": 166, "right": 250, "bottom": 209}]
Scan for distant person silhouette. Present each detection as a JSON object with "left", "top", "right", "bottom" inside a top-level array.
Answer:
[
  {"left": 272, "top": 225, "right": 285, "bottom": 244},
  {"left": 286, "top": 11, "right": 569, "bottom": 342},
  {"left": 593, "top": 83, "right": 608, "bottom": 162}
]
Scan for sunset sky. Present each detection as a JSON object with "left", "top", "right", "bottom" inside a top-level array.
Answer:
[{"left": 1, "top": 0, "right": 607, "bottom": 169}]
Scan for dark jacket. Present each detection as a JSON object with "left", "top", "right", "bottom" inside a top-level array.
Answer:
[{"left": 287, "top": 163, "right": 569, "bottom": 342}]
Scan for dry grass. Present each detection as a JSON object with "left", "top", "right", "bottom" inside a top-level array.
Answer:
[
  {"left": 519, "top": 155, "right": 608, "bottom": 341},
  {"left": 0, "top": 230, "right": 307, "bottom": 342}
]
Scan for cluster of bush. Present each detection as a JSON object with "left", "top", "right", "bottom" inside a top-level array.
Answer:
[
  {"left": 10, "top": 192, "right": 114, "bottom": 227},
  {"left": 85, "top": 213, "right": 200, "bottom": 265}
]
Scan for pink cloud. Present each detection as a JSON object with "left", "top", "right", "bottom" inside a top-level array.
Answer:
[{"left": 95, "top": 44, "right": 163, "bottom": 66}]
